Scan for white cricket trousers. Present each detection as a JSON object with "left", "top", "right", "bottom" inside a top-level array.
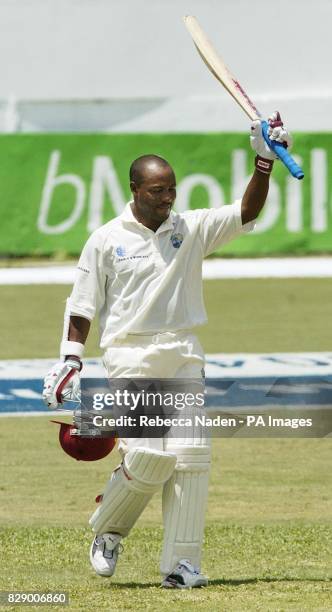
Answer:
[
  {"left": 100, "top": 330, "right": 211, "bottom": 574},
  {"left": 103, "top": 330, "right": 206, "bottom": 454}
]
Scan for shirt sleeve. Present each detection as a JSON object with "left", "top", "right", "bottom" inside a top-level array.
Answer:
[
  {"left": 195, "top": 199, "right": 255, "bottom": 257},
  {"left": 68, "top": 230, "right": 107, "bottom": 321}
]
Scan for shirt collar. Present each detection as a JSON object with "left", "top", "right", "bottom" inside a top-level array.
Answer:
[{"left": 120, "top": 201, "right": 175, "bottom": 234}]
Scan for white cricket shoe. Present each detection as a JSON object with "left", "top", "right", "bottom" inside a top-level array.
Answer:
[
  {"left": 161, "top": 559, "right": 208, "bottom": 589},
  {"left": 89, "top": 532, "right": 122, "bottom": 577}
]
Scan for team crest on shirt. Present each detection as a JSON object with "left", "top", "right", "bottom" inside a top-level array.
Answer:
[
  {"left": 170, "top": 233, "right": 183, "bottom": 249},
  {"left": 116, "top": 245, "right": 126, "bottom": 257}
]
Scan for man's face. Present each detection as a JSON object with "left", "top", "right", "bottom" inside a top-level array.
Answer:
[{"left": 131, "top": 163, "right": 176, "bottom": 228}]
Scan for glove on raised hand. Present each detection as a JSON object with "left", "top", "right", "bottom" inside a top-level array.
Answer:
[{"left": 250, "top": 111, "right": 293, "bottom": 161}]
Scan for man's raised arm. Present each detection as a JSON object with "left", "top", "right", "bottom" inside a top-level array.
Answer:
[{"left": 242, "top": 111, "right": 292, "bottom": 224}]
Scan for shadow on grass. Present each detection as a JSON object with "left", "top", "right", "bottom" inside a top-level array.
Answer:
[
  {"left": 209, "top": 577, "right": 331, "bottom": 586},
  {"left": 108, "top": 576, "right": 331, "bottom": 589}
]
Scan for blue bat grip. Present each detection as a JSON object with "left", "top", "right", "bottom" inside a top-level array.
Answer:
[{"left": 261, "top": 120, "right": 304, "bottom": 180}]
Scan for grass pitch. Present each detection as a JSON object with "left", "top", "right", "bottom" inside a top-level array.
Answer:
[
  {"left": 1, "top": 278, "right": 332, "bottom": 358},
  {"left": 0, "top": 418, "right": 331, "bottom": 611},
  {"left": 1, "top": 278, "right": 331, "bottom": 609}
]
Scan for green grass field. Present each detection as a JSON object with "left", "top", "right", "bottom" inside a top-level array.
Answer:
[
  {"left": 1, "top": 278, "right": 332, "bottom": 358},
  {"left": 0, "top": 279, "right": 331, "bottom": 610},
  {"left": 1, "top": 418, "right": 331, "bottom": 611}
]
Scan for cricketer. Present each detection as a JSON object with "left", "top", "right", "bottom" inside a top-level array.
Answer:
[{"left": 43, "top": 113, "right": 292, "bottom": 588}]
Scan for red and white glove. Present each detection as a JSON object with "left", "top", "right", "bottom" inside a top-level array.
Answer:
[
  {"left": 42, "top": 357, "right": 82, "bottom": 409},
  {"left": 250, "top": 111, "right": 293, "bottom": 161}
]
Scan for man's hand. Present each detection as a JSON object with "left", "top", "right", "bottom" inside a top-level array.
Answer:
[
  {"left": 250, "top": 111, "right": 293, "bottom": 160},
  {"left": 42, "top": 357, "right": 82, "bottom": 409}
]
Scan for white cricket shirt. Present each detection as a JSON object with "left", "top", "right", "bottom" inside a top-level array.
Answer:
[{"left": 69, "top": 200, "right": 253, "bottom": 347}]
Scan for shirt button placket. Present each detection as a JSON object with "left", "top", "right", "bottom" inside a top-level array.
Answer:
[{"left": 152, "top": 234, "right": 164, "bottom": 272}]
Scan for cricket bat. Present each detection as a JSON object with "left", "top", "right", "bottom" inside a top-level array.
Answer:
[{"left": 183, "top": 15, "right": 304, "bottom": 180}]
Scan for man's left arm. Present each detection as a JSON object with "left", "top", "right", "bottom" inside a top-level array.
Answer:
[
  {"left": 241, "top": 169, "right": 270, "bottom": 224},
  {"left": 242, "top": 111, "right": 293, "bottom": 224},
  {"left": 194, "top": 112, "right": 293, "bottom": 257}
]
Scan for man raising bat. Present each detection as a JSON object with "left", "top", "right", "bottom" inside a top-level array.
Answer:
[
  {"left": 184, "top": 15, "right": 302, "bottom": 179},
  {"left": 43, "top": 115, "right": 292, "bottom": 588}
]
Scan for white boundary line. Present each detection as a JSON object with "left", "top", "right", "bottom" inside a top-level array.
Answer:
[
  {"left": 202, "top": 257, "right": 332, "bottom": 278},
  {"left": 0, "top": 257, "right": 332, "bottom": 284}
]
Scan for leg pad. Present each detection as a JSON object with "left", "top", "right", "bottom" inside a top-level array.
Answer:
[
  {"left": 160, "top": 445, "right": 211, "bottom": 575},
  {"left": 89, "top": 447, "right": 176, "bottom": 536}
]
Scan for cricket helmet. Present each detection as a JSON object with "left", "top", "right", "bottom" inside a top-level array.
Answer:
[{"left": 51, "top": 420, "right": 116, "bottom": 461}]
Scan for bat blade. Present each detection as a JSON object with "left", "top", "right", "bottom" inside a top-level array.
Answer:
[
  {"left": 183, "top": 15, "right": 261, "bottom": 121},
  {"left": 183, "top": 15, "right": 304, "bottom": 180}
]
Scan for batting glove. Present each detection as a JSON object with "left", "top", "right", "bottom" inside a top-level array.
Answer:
[
  {"left": 250, "top": 111, "right": 293, "bottom": 160},
  {"left": 42, "top": 357, "right": 82, "bottom": 409}
]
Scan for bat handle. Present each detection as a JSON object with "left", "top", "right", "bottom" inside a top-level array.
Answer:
[{"left": 261, "top": 120, "right": 304, "bottom": 180}]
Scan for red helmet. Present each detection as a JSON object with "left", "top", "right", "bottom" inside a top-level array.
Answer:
[{"left": 51, "top": 420, "right": 116, "bottom": 461}]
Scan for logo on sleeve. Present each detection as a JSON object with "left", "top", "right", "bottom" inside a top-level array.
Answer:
[
  {"left": 116, "top": 246, "right": 126, "bottom": 257},
  {"left": 170, "top": 233, "right": 183, "bottom": 249},
  {"left": 77, "top": 265, "right": 90, "bottom": 274}
]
